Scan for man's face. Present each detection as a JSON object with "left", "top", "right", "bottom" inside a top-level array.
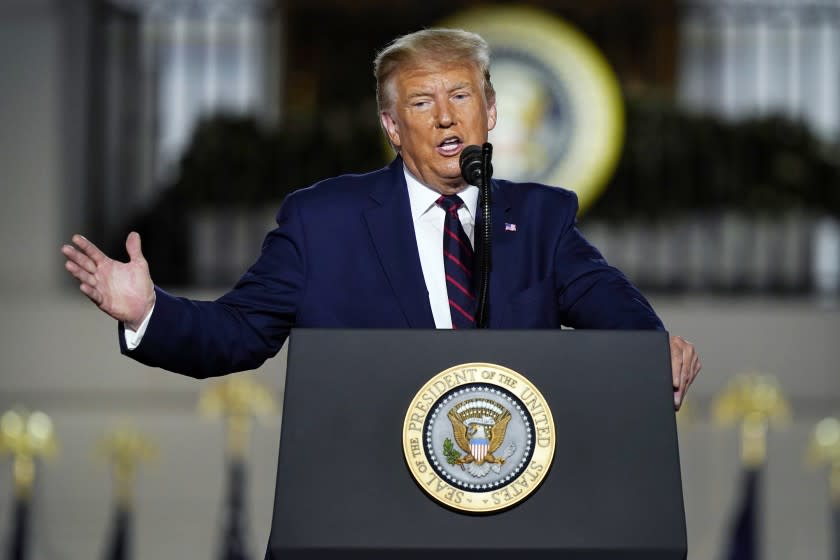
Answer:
[{"left": 379, "top": 63, "right": 497, "bottom": 195}]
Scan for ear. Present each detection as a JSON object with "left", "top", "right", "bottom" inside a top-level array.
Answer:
[
  {"left": 486, "top": 100, "right": 498, "bottom": 132},
  {"left": 379, "top": 111, "right": 402, "bottom": 149}
]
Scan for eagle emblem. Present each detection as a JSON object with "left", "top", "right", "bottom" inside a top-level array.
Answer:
[{"left": 447, "top": 398, "right": 513, "bottom": 470}]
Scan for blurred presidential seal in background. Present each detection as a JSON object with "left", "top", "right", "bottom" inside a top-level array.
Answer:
[{"left": 443, "top": 6, "right": 625, "bottom": 214}]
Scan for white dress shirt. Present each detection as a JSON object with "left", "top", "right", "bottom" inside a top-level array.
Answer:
[
  {"left": 403, "top": 167, "right": 478, "bottom": 329},
  {"left": 125, "top": 165, "right": 478, "bottom": 348}
]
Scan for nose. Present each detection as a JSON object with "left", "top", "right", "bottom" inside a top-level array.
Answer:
[{"left": 435, "top": 102, "right": 455, "bottom": 128}]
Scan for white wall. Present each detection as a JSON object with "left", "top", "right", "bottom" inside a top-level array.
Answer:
[{"left": 0, "top": 0, "right": 62, "bottom": 294}]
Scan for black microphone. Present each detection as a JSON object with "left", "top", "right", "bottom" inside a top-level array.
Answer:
[
  {"left": 459, "top": 142, "right": 493, "bottom": 328},
  {"left": 459, "top": 145, "right": 491, "bottom": 186}
]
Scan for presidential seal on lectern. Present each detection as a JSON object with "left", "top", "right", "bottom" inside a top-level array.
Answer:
[{"left": 403, "top": 363, "right": 556, "bottom": 513}]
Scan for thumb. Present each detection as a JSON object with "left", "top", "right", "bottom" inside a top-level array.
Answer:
[{"left": 125, "top": 231, "right": 145, "bottom": 262}]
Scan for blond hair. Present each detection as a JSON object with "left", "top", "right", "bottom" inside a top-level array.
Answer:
[{"left": 373, "top": 28, "right": 495, "bottom": 114}]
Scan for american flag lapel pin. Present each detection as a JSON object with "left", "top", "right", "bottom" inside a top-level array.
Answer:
[{"left": 505, "top": 223, "right": 517, "bottom": 232}]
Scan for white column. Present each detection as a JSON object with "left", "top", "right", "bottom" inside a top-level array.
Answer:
[
  {"left": 158, "top": 13, "right": 187, "bottom": 179},
  {"left": 799, "top": 11, "right": 823, "bottom": 139},
  {"left": 264, "top": 1, "right": 283, "bottom": 125},
  {"left": 204, "top": 9, "right": 220, "bottom": 112},
  {"left": 236, "top": 13, "right": 256, "bottom": 112},
  {"left": 817, "top": 15, "right": 838, "bottom": 141},
  {"left": 139, "top": 11, "right": 159, "bottom": 199},
  {"left": 721, "top": 7, "right": 738, "bottom": 118},
  {"left": 755, "top": 10, "right": 769, "bottom": 115},
  {"left": 677, "top": 6, "right": 709, "bottom": 110},
  {"left": 786, "top": 7, "right": 802, "bottom": 119}
]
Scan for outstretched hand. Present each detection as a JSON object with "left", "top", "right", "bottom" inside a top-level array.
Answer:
[
  {"left": 670, "top": 335, "right": 701, "bottom": 410},
  {"left": 62, "top": 232, "right": 156, "bottom": 331}
]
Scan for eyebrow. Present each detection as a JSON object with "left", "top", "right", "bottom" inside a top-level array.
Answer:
[
  {"left": 448, "top": 81, "right": 472, "bottom": 92},
  {"left": 406, "top": 82, "right": 474, "bottom": 99},
  {"left": 407, "top": 91, "right": 433, "bottom": 100}
]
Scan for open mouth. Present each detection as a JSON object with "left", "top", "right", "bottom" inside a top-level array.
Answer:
[{"left": 436, "top": 136, "right": 463, "bottom": 156}]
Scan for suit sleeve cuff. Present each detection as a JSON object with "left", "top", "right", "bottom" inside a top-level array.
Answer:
[{"left": 122, "top": 303, "right": 155, "bottom": 350}]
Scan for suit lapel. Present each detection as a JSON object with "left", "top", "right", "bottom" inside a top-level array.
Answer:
[
  {"left": 364, "top": 158, "right": 436, "bottom": 328},
  {"left": 485, "top": 181, "right": 515, "bottom": 327}
]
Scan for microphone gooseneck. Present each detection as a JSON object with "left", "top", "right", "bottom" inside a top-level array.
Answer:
[{"left": 459, "top": 143, "right": 493, "bottom": 329}]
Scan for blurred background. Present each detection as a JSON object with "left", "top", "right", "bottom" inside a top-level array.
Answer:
[{"left": 0, "top": 0, "right": 839, "bottom": 558}]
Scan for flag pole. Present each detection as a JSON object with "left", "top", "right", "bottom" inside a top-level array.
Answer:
[
  {"left": 806, "top": 417, "right": 840, "bottom": 560},
  {"left": 1, "top": 408, "right": 57, "bottom": 560},
  {"left": 712, "top": 372, "right": 790, "bottom": 560},
  {"left": 97, "top": 427, "right": 157, "bottom": 560},
  {"left": 199, "top": 374, "right": 278, "bottom": 560}
]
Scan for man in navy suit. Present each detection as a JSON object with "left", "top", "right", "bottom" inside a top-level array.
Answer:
[{"left": 62, "top": 28, "right": 700, "bottom": 408}]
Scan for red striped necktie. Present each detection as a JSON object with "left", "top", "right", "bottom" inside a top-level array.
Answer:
[{"left": 437, "top": 194, "right": 476, "bottom": 329}]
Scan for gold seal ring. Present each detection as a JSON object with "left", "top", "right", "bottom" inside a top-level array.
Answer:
[{"left": 402, "top": 362, "right": 555, "bottom": 513}]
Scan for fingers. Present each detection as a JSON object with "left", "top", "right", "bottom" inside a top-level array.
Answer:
[
  {"left": 125, "top": 231, "right": 144, "bottom": 262},
  {"left": 670, "top": 335, "right": 690, "bottom": 410},
  {"left": 62, "top": 235, "right": 107, "bottom": 308},
  {"left": 677, "top": 344, "right": 690, "bottom": 409},
  {"left": 65, "top": 257, "right": 105, "bottom": 309},
  {"left": 673, "top": 369, "right": 687, "bottom": 410},
  {"left": 71, "top": 234, "right": 107, "bottom": 266},
  {"left": 64, "top": 258, "right": 97, "bottom": 287},
  {"left": 65, "top": 256, "right": 103, "bottom": 305},
  {"left": 670, "top": 335, "right": 701, "bottom": 410},
  {"left": 61, "top": 243, "right": 97, "bottom": 275},
  {"left": 670, "top": 340, "right": 683, "bottom": 389},
  {"left": 688, "top": 353, "right": 702, "bottom": 389},
  {"left": 79, "top": 282, "right": 103, "bottom": 306}
]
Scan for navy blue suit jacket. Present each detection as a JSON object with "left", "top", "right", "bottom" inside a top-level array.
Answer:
[{"left": 121, "top": 157, "right": 663, "bottom": 378}]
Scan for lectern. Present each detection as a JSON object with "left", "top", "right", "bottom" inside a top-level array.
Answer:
[{"left": 265, "top": 329, "right": 686, "bottom": 559}]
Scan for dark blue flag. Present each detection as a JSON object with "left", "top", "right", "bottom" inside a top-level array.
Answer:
[
  {"left": 723, "top": 468, "right": 761, "bottom": 560},
  {"left": 102, "top": 505, "right": 131, "bottom": 560},
  {"left": 833, "top": 504, "right": 840, "bottom": 560},
  {"left": 218, "top": 459, "right": 251, "bottom": 560},
  {"left": 6, "top": 497, "right": 30, "bottom": 560}
]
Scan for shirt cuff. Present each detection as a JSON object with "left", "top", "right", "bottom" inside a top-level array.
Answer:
[{"left": 123, "top": 304, "right": 155, "bottom": 350}]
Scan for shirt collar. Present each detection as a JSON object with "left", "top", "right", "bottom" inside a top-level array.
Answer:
[{"left": 404, "top": 165, "right": 479, "bottom": 222}]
